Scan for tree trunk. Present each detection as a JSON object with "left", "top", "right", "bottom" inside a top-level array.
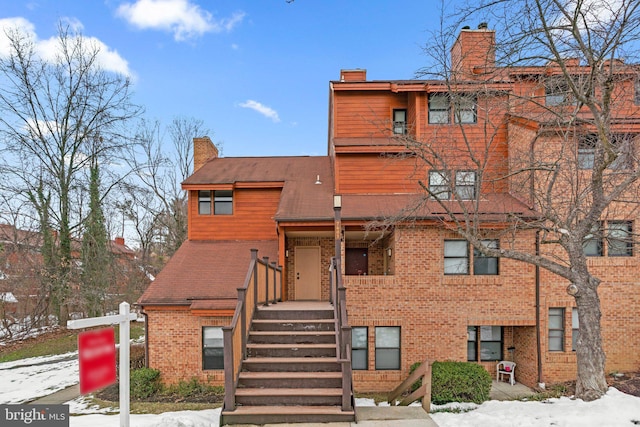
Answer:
[{"left": 574, "top": 277, "right": 608, "bottom": 401}]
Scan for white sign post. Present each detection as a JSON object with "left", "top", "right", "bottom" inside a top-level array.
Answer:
[{"left": 67, "top": 302, "right": 138, "bottom": 427}]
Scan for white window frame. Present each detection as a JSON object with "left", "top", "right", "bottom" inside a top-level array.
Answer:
[
  {"left": 428, "top": 94, "right": 450, "bottom": 124},
  {"left": 203, "top": 327, "right": 224, "bottom": 370}
]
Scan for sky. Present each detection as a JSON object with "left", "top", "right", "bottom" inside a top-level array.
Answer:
[
  {"left": 0, "top": 0, "right": 460, "bottom": 158},
  {"left": 1, "top": 343, "right": 640, "bottom": 427}
]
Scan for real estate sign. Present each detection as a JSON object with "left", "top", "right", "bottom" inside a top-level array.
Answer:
[{"left": 78, "top": 328, "right": 116, "bottom": 394}]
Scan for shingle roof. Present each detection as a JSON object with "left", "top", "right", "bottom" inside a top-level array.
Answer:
[
  {"left": 183, "top": 156, "right": 335, "bottom": 221},
  {"left": 137, "top": 240, "right": 278, "bottom": 306}
]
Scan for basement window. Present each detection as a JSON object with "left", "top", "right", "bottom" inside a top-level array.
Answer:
[
  {"left": 203, "top": 327, "right": 224, "bottom": 370},
  {"left": 375, "top": 327, "right": 400, "bottom": 370},
  {"left": 352, "top": 327, "right": 368, "bottom": 370}
]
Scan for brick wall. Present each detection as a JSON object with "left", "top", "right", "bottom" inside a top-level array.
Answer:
[
  {"left": 346, "top": 225, "right": 538, "bottom": 392},
  {"left": 145, "top": 308, "right": 231, "bottom": 386}
]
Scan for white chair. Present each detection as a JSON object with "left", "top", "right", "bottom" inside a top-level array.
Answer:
[{"left": 496, "top": 361, "right": 516, "bottom": 385}]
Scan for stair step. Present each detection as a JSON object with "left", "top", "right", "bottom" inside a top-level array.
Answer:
[
  {"left": 251, "top": 318, "right": 335, "bottom": 332},
  {"left": 242, "top": 357, "right": 340, "bottom": 372},
  {"left": 254, "top": 309, "right": 334, "bottom": 320},
  {"left": 238, "top": 371, "right": 343, "bottom": 388},
  {"left": 221, "top": 405, "right": 355, "bottom": 425},
  {"left": 247, "top": 343, "right": 336, "bottom": 357},
  {"left": 248, "top": 330, "right": 336, "bottom": 344},
  {"left": 235, "top": 388, "right": 343, "bottom": 406}
]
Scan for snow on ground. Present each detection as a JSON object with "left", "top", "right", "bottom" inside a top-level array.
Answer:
[{"left": 1, "top": 351, "right": 640, "bottom": 426}]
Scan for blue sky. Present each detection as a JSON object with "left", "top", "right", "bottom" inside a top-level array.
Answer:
[{"left": 0, "top": 0, "right": 459, "bottom": 158}]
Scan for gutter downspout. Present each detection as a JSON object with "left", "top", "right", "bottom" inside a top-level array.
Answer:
[
  {"left": 535, "top": 231, "right": 543, "bottom": 386},
  {"left": 142, "top": 310, "right": 149, "bottom": 368}
]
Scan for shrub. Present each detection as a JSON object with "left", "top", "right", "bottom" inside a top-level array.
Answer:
[
  {"left": 164, "top": 378, "right": 224, "bottom": 398},
  {"left": 430, "top": 361, "right": 491, "bottom": 404},
  {"left": 130, "top": 367, "right": 161, "bottom": 399}
]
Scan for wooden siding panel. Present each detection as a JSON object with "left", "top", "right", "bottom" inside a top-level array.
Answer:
[
  {"left": 335, "top": 154, "right": 424, "bottom": 194},
  {"left": 334, "top": 92, "right": 408, "bottom": 138},
  {"left": 188, "top": 188, "right": 280, "bottom": 240}
]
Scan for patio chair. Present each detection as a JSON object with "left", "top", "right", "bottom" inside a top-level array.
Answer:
[{"left": 496, "top": 361, "right": 516, "bottom": 385}]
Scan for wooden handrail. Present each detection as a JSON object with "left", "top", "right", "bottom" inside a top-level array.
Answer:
[
  {"left": 331, "top": 256, "right": 353, "bottom": 412},
  {"left": 388, "top": 359, "right": 432, "bottom": 412},
  {"left": 223, "top": 249, "right": 283, "bottom": 412}
]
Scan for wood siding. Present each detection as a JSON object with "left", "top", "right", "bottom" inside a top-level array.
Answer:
[
  {"left": 188, "top": 188, "right": 281, "bottom": 240},
  {"left": 335, "top": 154, "right": 423, "bottom": 194},
  {"left": 334, "top": 91, "right": 408, "bottom": 138}
]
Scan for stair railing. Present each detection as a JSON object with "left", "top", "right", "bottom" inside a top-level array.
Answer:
[
  {"left": 387, "top": 359, "right": 432, "bottom": 412},
  {"left": 331, "top": 256, "right": 353, "bottom": 412},
  {"left": 223, "top": 249, "right": 282, "bottom": 412}
]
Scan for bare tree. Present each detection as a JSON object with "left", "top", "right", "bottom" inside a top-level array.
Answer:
[
  {"left": 126, "top": 117, "right": 211, "bottom": 258},
  {"left": 379, "top": 0, "right": 640, "bottom": 401},
  {"left": 0, "top": 24, "right": 142, "bottom": 321}
]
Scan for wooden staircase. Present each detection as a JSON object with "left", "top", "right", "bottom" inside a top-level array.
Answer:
[{"left": 220, "top": 303, "right": 355, "bottom": 425}]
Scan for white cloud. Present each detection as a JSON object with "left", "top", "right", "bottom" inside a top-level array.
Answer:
[
  {"left": 116, "top": 0, "right": 245, "bottom": 41},
  {"left": 239, "top": 100, "right": 281, "bottom": 123},
  {"left": 0, "top": 17, "right": 133, "bottom": 78}
]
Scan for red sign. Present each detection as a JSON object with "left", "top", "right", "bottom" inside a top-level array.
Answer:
[{"left": 78, "top": 328, "right": 117, "bottom": 394}]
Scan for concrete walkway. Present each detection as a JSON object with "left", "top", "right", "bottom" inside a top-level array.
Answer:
[{"left": 490, "top": 380, "right": 537, "bottom": 400}]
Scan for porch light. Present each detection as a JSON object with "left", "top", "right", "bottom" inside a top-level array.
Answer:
[
  {"left": 315, "top": 175, "right": 322, "bottom": 185},
  {"left": 387, "top": 248, "right": 392, "bottom": 257},
  {"left": 333, "top": 194, "right": 342, "bottom": 209}
]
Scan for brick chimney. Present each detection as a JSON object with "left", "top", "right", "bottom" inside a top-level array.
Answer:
[
  {"left": 451, "top": 24, "right": 495, "bottom": 77},
  {"left": 340, "top": 69, "right": 367, "bottom": 82},
  {"left": 114, "top": 237, "right": 125, "bottom": 246},
  {"left": 193, "top": 136, "right": 218, "bottom": 172}
]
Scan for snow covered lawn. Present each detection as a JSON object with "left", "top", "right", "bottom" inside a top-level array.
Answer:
[{"left": 1, "top": 351, "right": 639, "bottom": 426}]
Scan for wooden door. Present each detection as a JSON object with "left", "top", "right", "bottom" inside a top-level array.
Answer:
[
  {"left": 346, "top": 248, "right": 368, "bottom": 275},
  {"left": 295, "top": 246, "right": 321, "bottom": 300}
]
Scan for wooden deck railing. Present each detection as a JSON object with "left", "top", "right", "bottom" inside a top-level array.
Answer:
[
  {"left": 387, "top": 359, "right": 432, "bottom": 412},
  {"left": 330, "top": 256, "right": 353, "bottom": 412},
  {"left": 222, "top": 249, "right": 282, "bottom": 412}
]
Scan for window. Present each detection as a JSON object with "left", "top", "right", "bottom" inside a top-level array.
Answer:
[
  {"left": 610, "top": 134, "right": 635, "bottom": 170},
  {"left": 393, "top": 109, "right": 407, "bottom": 135},
  {"left": 608, "top": 221, "right": 633, "bottom": 256},
  {"left": 203, "top": 327, "right": 224, "bottom": 370},
  {"left": 467, "top": 326, "right": 503, "bottom": 361},
  {"left": 583, "top": 222, "right": 603, "bottom": 257},
  {"left": 454, "top": 95, "right": 477, "bottom": 124},
  {"left": 456, "top": 171, "right": 476, "bottom": 200},
  {"left": 428, "top": 94, "right": 450, "bottom": 124},
  {"left": 467, "top": 326, "right": 477, "bottom": 361},
  {"left": 474, "top": 240, "right": 499, "bottom": 275},
  {"left": 444, "top": 240, "right": 469, "bottom": 274},
  {"left": 352, "top": 327, "right": 368, "bottom": 370},
  {"left": 214, "top": 190, "right": 233, "bottom": 215},
  {"left": 635, "top": 79, "right": 640, "bottom": 105},
  {"left": 545, "top": 78, "right": 572, "bottom": 106},
  {"left": 572, "top": 307, "right": 579, "bottom": 351},
  {"left": 548, "top": 308, "right": 565, "bottom": 352},
  {"left": 198, "top": 190, "right": 211, "bottom": 215},
  {"left": 429, "top": 171, "right": 450, "bottom": 199},
  {"left": 578, "top": 134, "right": 596, "bottom": 169},
  {"left": 455, "top": 171, "right": 476, "bottom": 200},
  {"left": 375, "top": 327, "right": 400, "bottom": 370}
]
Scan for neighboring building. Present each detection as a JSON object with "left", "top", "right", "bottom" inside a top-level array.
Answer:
[
  {"left": 0, "top": 223, "right": 144, "bottom": 318},
  {"left": 137, "top": 25, "right": 640, "bottom": 399}
]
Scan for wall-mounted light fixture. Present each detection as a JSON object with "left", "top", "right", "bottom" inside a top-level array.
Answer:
[
  {"left": 285, "top": 250, "right": 289, "bottom": 257},
  {"left": 387, "top": 248, "right": 392, "bottom": 257},
  {"left": 315, "top": 175, "right": 322, "bottom": 185},
  {"left": 333, "top": 194, "right": 342, "bottom": 209}
]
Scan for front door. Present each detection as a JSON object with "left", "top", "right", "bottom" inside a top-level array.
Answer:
[
  {"left": 295, "top": 246, "right": 321, "bottom": 300},
  {"left": 346, "top": 248, "right": 368, "bottom": 275}
]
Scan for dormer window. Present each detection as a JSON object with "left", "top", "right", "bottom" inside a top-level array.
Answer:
[{"left": 392, "top": 109, "right": 407, "bottom": 134}]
